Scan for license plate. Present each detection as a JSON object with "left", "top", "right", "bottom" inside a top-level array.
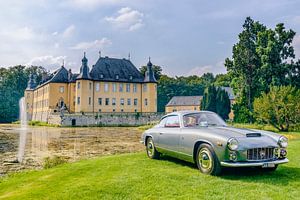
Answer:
[{"left": 262, "top": 163, "right": 275, "bottom": 168}]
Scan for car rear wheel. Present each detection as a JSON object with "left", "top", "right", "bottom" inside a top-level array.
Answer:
[
  {"left": 196, "top": 144, "right": 221, "bottom": 175},
  {"left": 146, "top": 137, "right": 160, "bottom": 159}
]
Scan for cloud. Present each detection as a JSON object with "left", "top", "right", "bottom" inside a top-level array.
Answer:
[
  {"left": 63, "top": 0, "right": 120, "bottom": 10},
  {"left": 62, "top": 25, "right": 75, "bottom": 38},
  {"left": 186, "top": 61, "right": 227, "bottom": 76},
  {"left": 0, "top": 27, "right": 37, "bottom": 41},
  {"left": 70, "top": 38, "right": 112, "bottom": 50},
  {"left": 26, "top": 55, "right": 66, "bottom": 69},
  {"left": 105, "top": 7, "right": 144, "bottom": 31}
]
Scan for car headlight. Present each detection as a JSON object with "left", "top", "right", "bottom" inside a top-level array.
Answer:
[
  {"left": 227, "top": 138, "right": 239, "bottom": 151},
  {"left": 278, "top": 136, "right": 288, "bottom": 148}
]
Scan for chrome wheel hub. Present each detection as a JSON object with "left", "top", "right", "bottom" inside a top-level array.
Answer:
[
  {"left": 147, "top": 140, "right": 154, "bottom": 156},
  {"left": 199, "top": 149, "right": 212, "bottom": 170}
]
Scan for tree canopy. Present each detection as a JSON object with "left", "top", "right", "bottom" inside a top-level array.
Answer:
[{"left": 225, "top": 17, "right": 299, "bottom": 123}]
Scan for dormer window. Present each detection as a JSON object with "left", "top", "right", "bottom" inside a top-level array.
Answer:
[
  {"left": 129, "top": 75, "right": 133, "bottom": 80},
  {"left": 115, "top": 74, "right": 119, "bottom": 80},
  {"left": 100, "top": 74, "right": 104, "bottom": 79}
]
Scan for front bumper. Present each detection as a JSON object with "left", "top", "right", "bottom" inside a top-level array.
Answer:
[{"left": 220, "top": 158, "right": 289, "bottom": 167}]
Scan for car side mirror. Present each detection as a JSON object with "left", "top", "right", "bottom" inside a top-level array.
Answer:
[{"left": 199, "top": 121, "right": 208, "bottom": 127}]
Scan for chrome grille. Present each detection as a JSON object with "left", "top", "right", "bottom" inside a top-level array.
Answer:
[{"left": 247, "top": 147, "right": 275, "bottom": 161}]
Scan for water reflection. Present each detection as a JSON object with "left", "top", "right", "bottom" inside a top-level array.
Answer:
[{"left": 0, "top": 125, "right": 144, "bottom": 175}]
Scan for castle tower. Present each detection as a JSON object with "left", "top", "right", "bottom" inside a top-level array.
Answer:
[
  {"left": 142, "top": 58, "right": 157, "bottom": 112},
  {"left": 75, "top": 52, "right": 93, "bottom": 113},
  {"left": 24, "top": 73, "right": 37, "bottom": 120}
]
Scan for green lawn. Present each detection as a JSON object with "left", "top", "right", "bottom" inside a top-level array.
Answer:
[{"left": 1, "top": 135, "right": 300, "bottom": 200}]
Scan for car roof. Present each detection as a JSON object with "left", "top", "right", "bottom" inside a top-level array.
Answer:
[{"left": 163, "top": 110, "right": 216, "bottom": 118}]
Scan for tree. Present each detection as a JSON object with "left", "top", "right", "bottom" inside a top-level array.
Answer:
[
  {"left": 0, "top": 65, "right": 47, "bottom": 122},
  {"left": 201, "top": 86, "right": 231, "bottom": 120},
  {"left": 225, "top": 17, "right": 297, "bottom": 123},
  {"left": 157, "top": 75, "right": 206, "bottom": 112},
  {"left": 214, "top": 73, "right": 231, "bottom": 87},
  {"left": 253, "top": 86, "right": 300, "bottom": 131},
  {"left": 139, "top": 65, "right": 162, "bottom": 80},
  {"left": 216, "top": 88, "right": 231, "bottom": 120},
  {"left": 201, "top": 86, "right": 217, "bottom": 112}
]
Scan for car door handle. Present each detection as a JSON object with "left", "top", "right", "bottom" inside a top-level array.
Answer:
[{"left": 159, "top": 132, "right": 164, "bottom": 135}]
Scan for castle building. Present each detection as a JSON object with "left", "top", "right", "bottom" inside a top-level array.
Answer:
[{"left": 25, "top": 53, "right": 157, "bottom": 122}]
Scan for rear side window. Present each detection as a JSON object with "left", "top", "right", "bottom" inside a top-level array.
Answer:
[
  {"left": 157, "top": 117, "right": 168, "bottom": 127},
  {"left": 165, "top": 115, "right": 180, "bottom": 128}
]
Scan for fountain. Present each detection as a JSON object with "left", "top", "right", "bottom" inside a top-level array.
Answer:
[{"left": 17, "top": 97, "right": 28, "bottom": 163}]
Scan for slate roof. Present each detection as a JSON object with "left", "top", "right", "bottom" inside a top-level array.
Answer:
[
  {"left": 32, "top": 55, "right": 156, "bottom": 89},
  {"left": 90, "top": 57, "right": 145, "bottom": 82},
  {"left": 26, "top": 73, "right": 37, "bottom": 90},
  {"left": 166, "top": 96, "right": 203, "bottom": 106},
  {"left": 77, "top": 54, "right": 91, "bottom": 80},
  {"left": 35, "top": 66, "right": 69, "bottom": 89},
  {"left": 144, "top": 60, "right": 157, "bottom": 83}
]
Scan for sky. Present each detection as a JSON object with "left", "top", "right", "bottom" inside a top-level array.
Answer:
[{"left": 0, "top": 0, "right": 300, "bottom": 77}]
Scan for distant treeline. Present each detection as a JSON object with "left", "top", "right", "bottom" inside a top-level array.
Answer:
[{"left": 0, "top": 66, "right": 47, "bottom": 122}]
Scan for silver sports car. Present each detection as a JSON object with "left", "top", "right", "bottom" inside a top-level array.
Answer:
[{"left": 141, "top": 111, "right": 289, "bottom": 175}]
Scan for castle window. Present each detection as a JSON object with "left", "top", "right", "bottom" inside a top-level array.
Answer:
[
  {"left": 115, "top": 74, "right": 119, "bottom": 80},
  {"left": 112, "top": 98, "right": 116, "bottom": 106},
  {"left": 133, "top": 84, "right": 137, "bottom": 93},
  {"left": 120, "top": 98, "right": 124, "bottom": 106},
  {"left": 99, "top": 109, "right": 101, "bottom": 112},
  {"left": 89, "top": 82, "right": 92, "bottom": 90},
  {"left": 121, "top": 109, "right": 124, "bottom": 112},
  {"left": 88, "top": 97, "right": 91, "bottom": 105},
  {"left": 77, "top": 97, "right": 80, "bottom": 105},
  {"left": 96, "top": 83, "right": 100, "bottom": 92},
  {"left": 59, "top": 86, "right": 64, "bottom": 93},
  {"left": 119, "top": 83, "right": 123, "bottom": 92},
  {"left": 126, "top": 83, "right": 130, "bottom": 92},
  {"left": 105, "top": 98, "right": 109, "bottom": 105},
  {"left": 145, "top": 98, "right": 148, "bottom": 106},
  {"left": 143, "top": 84, "right": 147, "bottom": 92},
  {"left": 127, "top": 98, "right": 131, "bottom": 105},
  {"left": 98, "top": 98, "right": 102, "bottom": 105},
  {"left": 134, "top": 98, "right": 138, "bottom": 106},
  {"left": 134, "top": 109, "right": 137, "bottom": 112},
  {"left": 104, "top": 83, "right": 109, "bottom": 92},
  {"left": 113, "top": 109, "right": 115, "bottom": 112},
  {"left": 77, "top": 82, "right": 81, "bottom": 89},
  {"left": 112, "top": 83, "right": 117, "bottom": 92}
]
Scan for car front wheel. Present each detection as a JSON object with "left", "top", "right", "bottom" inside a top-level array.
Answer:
[
  {"left": 196, "top": 144, "right": 221, "bottom": 175},
  {"left": 146, "top": 137, "right": 160, "bottom": 159}
]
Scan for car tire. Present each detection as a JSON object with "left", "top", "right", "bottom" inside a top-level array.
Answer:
[
  {"left": 146, "top": 137, "right": 160, "bottom": 159},
  {"left": 196, "top": 144, "right": 222, "bottom": 176}
]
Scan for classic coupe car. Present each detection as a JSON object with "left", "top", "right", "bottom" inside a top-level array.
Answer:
[{"left": 141, "top": 111, "right": 288, "bottom": 175}]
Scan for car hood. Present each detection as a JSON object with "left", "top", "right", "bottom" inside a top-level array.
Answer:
[{"left": 208, "top": 126, "right": 280, "bottom": 149}]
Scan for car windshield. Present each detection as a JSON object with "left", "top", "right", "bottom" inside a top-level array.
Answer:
[{"left": 183, "top": 112, "right": 227, "bottom": 127}]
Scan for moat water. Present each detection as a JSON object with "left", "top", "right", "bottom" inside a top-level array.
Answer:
[{"left": 0, "top": 125, "right": 144, "bottom": 176}]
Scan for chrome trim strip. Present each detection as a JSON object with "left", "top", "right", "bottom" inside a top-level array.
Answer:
[{"left": 220, "top": 158, "right": 289, "bottom": 167}]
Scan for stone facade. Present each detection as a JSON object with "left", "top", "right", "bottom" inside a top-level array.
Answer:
[
  {"left": 24, "top": 53, "right": 158, "bottom": 123},
  {"left": 48, "top": 112, "right": 165, "bottom": 126}
]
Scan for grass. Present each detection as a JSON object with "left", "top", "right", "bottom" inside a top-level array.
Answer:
[{"left": 0, "top": 133, "right": 300, "bottom": 200}]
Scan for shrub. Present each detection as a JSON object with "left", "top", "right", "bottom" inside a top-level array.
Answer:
[
  {"left": 43, "top": 156, "right": 68, "bottom": 169},
  {"left": 254, "top": 86, "right": 300, "bottom": 131}
]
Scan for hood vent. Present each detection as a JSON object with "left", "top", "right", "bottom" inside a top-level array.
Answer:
[{"left": 246, "top": 133, "right": 261, "bottom": 137}]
